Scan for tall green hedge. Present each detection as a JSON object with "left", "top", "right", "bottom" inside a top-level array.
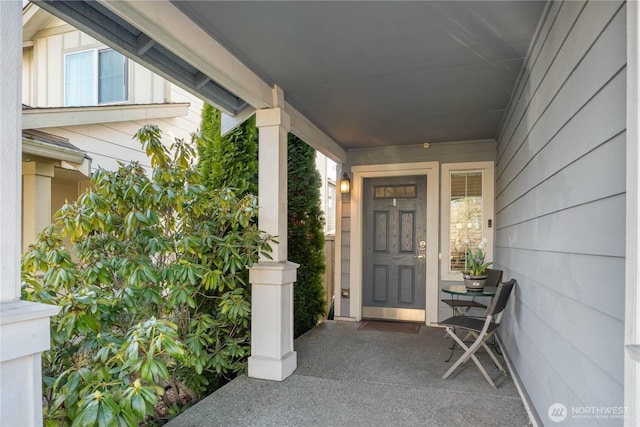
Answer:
[
  {"left": 197, "top": 104, "right": 258, "bottom": 196},
  {"left": 288, "top": 134, "right": 326, "bottom": 337},
  {"left": 197, "top": 104, "right": 326, "bottom": 338}
]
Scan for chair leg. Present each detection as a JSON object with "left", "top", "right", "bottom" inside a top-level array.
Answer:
[
  {"left": 442, "top": 327, "right": 498, "bottom": 388},
  {"left": 468, "top": 331, "right": 505, "bottom": 372},
  {"left": 442, "top": 328, "right": 483, "bottom": 380},
  {"left": 480, "top": 340, "right": 505, "bottom": 373},
  {"left": 468, "top": 352, "right": 497, "bottom": 389}
]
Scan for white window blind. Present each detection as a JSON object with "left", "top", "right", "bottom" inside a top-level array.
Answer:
[
  {"left": 65, "top": 49, "right": 128, "bottom": 106},
  {"left": 99, "top": 49, "right": 127, "bottom": 104},
  {"left": 65, "top": 50, "right": 95, "bottom": 106}
]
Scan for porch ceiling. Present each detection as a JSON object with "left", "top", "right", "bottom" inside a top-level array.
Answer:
[
  {"left": 172, "top": 1, "right": 547, "bottom": 149},
  {"left": 33, "top": 0, "right": 546, "bottom": 152}
]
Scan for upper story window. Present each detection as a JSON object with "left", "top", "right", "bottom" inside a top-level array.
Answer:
[
  {"left": 64, "top": 49, "right": 129, "bottom": 106},
  {"left": 440, "top": 162, "right": 494, "bottom": 281}
]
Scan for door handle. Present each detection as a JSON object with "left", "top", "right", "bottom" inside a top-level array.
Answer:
[{"left": 415, "top": 240, "right": 426, "bottom": 259}]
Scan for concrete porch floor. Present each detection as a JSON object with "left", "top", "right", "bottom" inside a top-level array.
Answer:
[{"left": 166, "top": 321, "right": 531, "bottom": 426}]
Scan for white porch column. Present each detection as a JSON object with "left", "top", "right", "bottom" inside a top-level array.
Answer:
[
  {"left": 248, "top": 90, "right": 298, "bottom": 381},
  {"left": 22, "top": 161, "right": 55, "bottom": 252},
  {"left": 0, "top": 2, "right": 60, "bottom": 426}
]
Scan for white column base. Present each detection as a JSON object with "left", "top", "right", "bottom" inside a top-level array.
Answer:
[
  {"left": 0, "top": 300, "right": 60, "bottom": 427},
  {"left": 248, "top": 351, "right": 297, "bottom": 382},
  {"left": 248, "top": 261, "right": 298, "bottom": 381}
]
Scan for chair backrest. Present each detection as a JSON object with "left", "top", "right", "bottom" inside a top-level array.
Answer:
[
  {"left": 487, "top": 279, "right": 516, "bottom": 317},
  {"left": 486, "top": 268, "right": 503, "bottom": 288}
]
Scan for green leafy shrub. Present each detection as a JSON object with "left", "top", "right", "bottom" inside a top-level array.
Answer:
[{"left": 21, "top": 125, "right": 272, "bottom": 426}]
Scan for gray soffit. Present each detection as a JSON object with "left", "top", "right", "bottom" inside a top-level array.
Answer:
[
  {"left": 35, "top": 0, "right": 547, "bottom": 150},
  {"left": 34, "top": 0, "right": 247, "bottom": 115},
  {"left": 171, "top": 1, "right": 547, "bottom": 149}
]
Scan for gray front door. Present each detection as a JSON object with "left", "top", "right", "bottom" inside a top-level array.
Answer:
[{"left": 362, "top": 176, "right": 427, "bottom": 321}]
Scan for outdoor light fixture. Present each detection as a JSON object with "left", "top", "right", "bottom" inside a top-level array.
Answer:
[{"left": 340, "top": 173, "right": 351, "bottom": 193}]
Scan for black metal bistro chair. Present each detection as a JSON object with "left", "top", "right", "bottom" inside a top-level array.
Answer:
[{"left": 440, "top": 279, "right": 516, "bottom": 388}]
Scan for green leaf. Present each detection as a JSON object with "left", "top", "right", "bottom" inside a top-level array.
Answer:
[
  {"left": 72, "top": 400, "right": 99, "bottom": 427},
  {"left": 97, "top": 403, "right": 115, "bottom": 427},
  {"left": 131, "top": 393, "right": 147, "bottom": 419}
]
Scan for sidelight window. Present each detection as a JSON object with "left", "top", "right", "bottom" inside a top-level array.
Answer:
[{"left": 440, "top": 162, "right": 494, "bottom": 280}]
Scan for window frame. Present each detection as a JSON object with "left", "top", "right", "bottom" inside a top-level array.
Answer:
[
  {"left": 440, "top": 161, "right": 494, "bottom": 281},
  {"left": 64, "top": 48, "right": 129, "bottom": 107}
]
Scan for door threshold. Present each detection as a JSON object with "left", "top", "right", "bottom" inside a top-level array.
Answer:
[{"left": 362, "top": 306, "right": 425, "bottom": 322}]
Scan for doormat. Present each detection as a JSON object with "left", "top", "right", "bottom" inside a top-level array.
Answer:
[{"left": 358, "top": 321, "right": 421, "bottom": 334}]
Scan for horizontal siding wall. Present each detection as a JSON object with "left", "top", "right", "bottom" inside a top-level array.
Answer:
[
  {"left": 38, "top": 103, "right": 202, "bottom": 173},
  {"left": 339, "top": 192, "right": 351, "bottom": 317},
  {"left": 495, "top": 1, "right": 626, "bottom": 425}
]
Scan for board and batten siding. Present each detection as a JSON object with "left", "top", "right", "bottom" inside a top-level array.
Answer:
[
  {"left": 495, "top": 1, "right": 626, "bottom": 425},
  {"left": 27, "top": 16, "right": 168, "bottom": 108},
  {"left": 24, "top": 12, "right": 204, "bottom": 173}
]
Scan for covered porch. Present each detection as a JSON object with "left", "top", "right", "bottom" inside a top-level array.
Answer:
[
  {"left": 166, "top": 321, "right": 529, "bottom": 427},
  {"left": 1, "top": 1, "right": 640, "bottom": 426}
]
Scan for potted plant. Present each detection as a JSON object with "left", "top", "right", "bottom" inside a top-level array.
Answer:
[{"left": 462, "top": 238, "right": 492, "bottom": 290}]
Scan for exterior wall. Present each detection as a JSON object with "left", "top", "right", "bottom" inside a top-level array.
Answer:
[
  {"left": 51, "top": 175, "right": 82, "bottom": 218},
  {"left": 25, "top": 15, "right": 168, "bottom": 108},
  {"left": 339, "top": 140, "right": 495, "bottom": 318},
  {"left": 495, "top": 1, "right": 626, "bottom": 424},
  {"left": 35, "top": 88, "right": 202, "bottom": 173},
  {"left": 315, "top": 153, "right": 337, "bottom": 234},
  {"left": 22, "top": 47, "right": 33, "bottom": 106},
  {"left": 339, "top": 189, "right": 352, "bottom": 317}
]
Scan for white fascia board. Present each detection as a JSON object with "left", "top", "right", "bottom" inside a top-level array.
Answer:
[
  {"left": 221, "top": 107, "right": 256, "bottom": 136},
  {"left": 61, "top": 157, "right": 92, "bottom": 178},
  {"left": 287, "top": 102, "right": 347, "bottom": 163},
  {"left": 22, "top": 136, "right": 86, "bottom": 164},
  {"left": 22, "top": 103, "right": 189, "bottom": 129},
  {"left": 97, "top": 0, "right": 273, "bottom": 112},
  {"left": 220, "top": 105, "right": 348, "bottom": 163}
]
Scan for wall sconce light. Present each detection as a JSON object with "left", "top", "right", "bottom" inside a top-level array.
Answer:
[{"left": 340, "top": 173, "right": 351, "bottom": 193}]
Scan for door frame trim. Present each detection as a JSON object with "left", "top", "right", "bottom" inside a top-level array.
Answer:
[{"left": 350, "top": 162, "right": 440, "bottom": 325}]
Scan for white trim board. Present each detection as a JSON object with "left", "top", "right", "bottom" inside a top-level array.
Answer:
[
  {"left": 22, "top": 103, "right": 189, "bottom": 129},
  {"left": 350, "top": 162, "right": 439, "bottom": 325},
  {"left": 625, "top": 2, "right": 640, "bottom": 425}
]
